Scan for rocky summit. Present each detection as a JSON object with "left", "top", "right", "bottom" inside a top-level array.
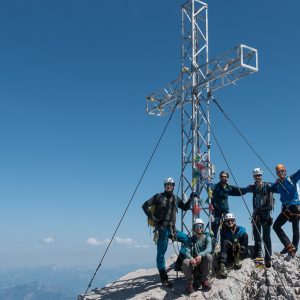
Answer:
[{"left": 81, "top": 253, "right": 300, "bottom": 300}]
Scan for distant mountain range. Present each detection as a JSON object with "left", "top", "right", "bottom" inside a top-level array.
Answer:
[{"left": 0, "top": 264, "right": 154, "bottom": 300}]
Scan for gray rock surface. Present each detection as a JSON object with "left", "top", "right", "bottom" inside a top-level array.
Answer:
[{"left": 80, "top": 254, "right": 300, "bottom": 300}]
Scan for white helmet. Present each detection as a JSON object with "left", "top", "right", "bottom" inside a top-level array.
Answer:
[
  {"left": 224, "top": 213, "right": 236, "bottom": 227},
  {"left": 224, "top": 213, "right": 235, "bottom": 221},
  {"left": 253, "top": 168, "right": 263, "bottom": 176},
  {"left": 193, "top": 218, "right": 204, "bottom": 226},
  {"left": 164, "top": 177, "right": 175, "bottom": 186}
]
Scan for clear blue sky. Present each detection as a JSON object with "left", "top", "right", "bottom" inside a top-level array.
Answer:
[{"left": 0, "top": 0, "right": 299, "bottom": 270}]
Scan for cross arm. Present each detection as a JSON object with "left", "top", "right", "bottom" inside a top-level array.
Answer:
[{"left": 146, "top": 44, "right": 258, "bottom": 117}]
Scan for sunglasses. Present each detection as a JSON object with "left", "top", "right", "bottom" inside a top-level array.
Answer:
[
  {"left": 164, "top": 183, "right": 175, "bottom": 186},
  {"left": 254, "top": 174, "right": 262, "bottom": 177},
  {"left": 194, "top": 224, "right": 204, "bottom": 229},
  {"left": 226, "top": 219, "right": 235, "bottom": 223},
  {"left": 277, "top": 170, "right": 285, "bottom": 174}
]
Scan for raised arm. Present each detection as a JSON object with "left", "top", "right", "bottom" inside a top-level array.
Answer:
[{"left": 228, "top": 185, "right": 249, "bottom": 196}]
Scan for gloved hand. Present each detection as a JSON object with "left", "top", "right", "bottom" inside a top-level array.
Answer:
[
  {"left": 190, "top": 192, "right": 199, "bottom": 199},
  {"left": 240, "top": 246, "right": 248, "bottom": 258},
  {"left": 240, "top": 246, "right": 246, "bottom": 253}
]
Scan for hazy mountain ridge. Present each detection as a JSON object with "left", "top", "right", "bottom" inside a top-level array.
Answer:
[{"left": 0, "top": 264, "right": 152, "bottom": 300}]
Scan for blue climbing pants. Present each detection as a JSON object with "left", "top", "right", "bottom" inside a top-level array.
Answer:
[{"left": 156, "top": 227, "right": 188, "bottom": 270}]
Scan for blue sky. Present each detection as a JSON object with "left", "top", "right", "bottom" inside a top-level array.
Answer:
[{"left": 0, "top": 0, "right": 299, "bottom": 273}]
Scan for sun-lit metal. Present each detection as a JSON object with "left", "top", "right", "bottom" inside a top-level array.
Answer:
[
  {"left": 146, "top": 44, "right": 258, "bottom": 117},
  {"left": 145, "top": 0, "right": 258, "bottom": 233}
]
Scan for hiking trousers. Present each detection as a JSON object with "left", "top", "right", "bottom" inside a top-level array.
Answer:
[
  {"left": 182, "top": 254, "right": 213, "bottom": 284},
  {"left": 253, "top": 219, "right": 272, "bottom": 261},
  {"left": 273, "top": 205, "right": 300, "bottom": 250},
  {"left": 220, "top": 233, "right": 248, "bottom": 264},
  {"left": 156, "top": 227, "right": 188, "bottom": 271}
]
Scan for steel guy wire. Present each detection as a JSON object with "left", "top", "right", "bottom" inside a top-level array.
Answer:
[
  {"left": 198, "top": 100, "right": 291, "bottom": 299},
  {"left": 212, "top": 96, "right": 290, "bottom": 195},
  {"left": 81, "top": 97, "right": 181, "bottom": 298}
]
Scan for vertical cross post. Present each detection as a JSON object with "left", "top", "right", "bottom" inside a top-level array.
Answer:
[{"left": 146, "top": 0, "right": 258, "bottom": 234}]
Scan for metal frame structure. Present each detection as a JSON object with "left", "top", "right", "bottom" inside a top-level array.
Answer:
[{"left": 146, "top": 0, "right": 258, "bottom": 234}]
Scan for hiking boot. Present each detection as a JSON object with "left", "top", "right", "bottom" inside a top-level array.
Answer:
[
  {"left": 286, "top": 244, "right": 296, "bottom": 258},
  {"left": 218, "top": 263, "right": 228, "bottom": 279},
  {"left": 280, "top": 247, "right": 288, "bottom": 255},
  {"left": 162, "top": 279, "right": 173, "bottom": 288},
  {"left": 234, "top": 253, "right": 242, "bottom": 270},
  {"left": 265, "top": 260, "right": 272, "bottom": 268},
  {"left": 186, "top": 282, "right": 195, "bottom": 294},
  {"left": 193, "top": 278, "right": 201, "bottom": 290},
  {"left": 174, "top": 254, "right": 183, "bottom": 272},
  {"left": 202, "top": 280, "right": 212, "bottom": 291},
  {"left": 159, "top": 269, "right": 173, "bottom": 288}
]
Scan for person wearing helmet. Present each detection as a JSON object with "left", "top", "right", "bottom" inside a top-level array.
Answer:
[
  {"left": 208, "top": 171, "right": 248, "bottom": 246},
  {"left": 218, "top": 213, "right": 248, "bottom": 278},
  {"left": 244, "top": 168, "right": 274, "bottom": 268},
  {"left": 179, "top": 218, "right": 213, "bottom": 293},
  {"left": 270, "top": 164, "right": 300, "bottom": 257},
  {"left": 142, "top": 177, "right": 198, "bottom": 287}
]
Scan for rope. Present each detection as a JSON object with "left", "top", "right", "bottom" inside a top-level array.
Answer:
[
  {"left": 212, "top": 96, "right": 290, "bottom": 194},
  {"left": 81, "top": 98, "right": 181, "bottom": 298},
  {"left": 197, "top": 99, "right": 291, "bottom": 299},
  {"left": 212, "top": 97, "right": 277, "bottom": 180}
]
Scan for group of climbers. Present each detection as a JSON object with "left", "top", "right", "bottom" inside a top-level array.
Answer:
[{"left": 142, "top": 163, "right": 300, "bottom": 294}]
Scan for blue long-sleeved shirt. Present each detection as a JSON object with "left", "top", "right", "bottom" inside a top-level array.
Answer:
[
  {"left": 270, "top": 169, "right": 300, "bottom": 207},
  {"left": 208, "top": 182, "right": 247, "bottom": 214},
  {"left": 180, "top": 233, "right": 212, "bottom": 259},
  {"left": 220, "top": 225, "right": 246, "bottom": 244}
]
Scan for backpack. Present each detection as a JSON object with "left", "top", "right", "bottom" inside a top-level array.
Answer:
[
  {"left": 148, "top": 205, "right": 156, "bottom": 227},
  {"left": 146, "top": 193, "right": 178, "bottom": 227}
]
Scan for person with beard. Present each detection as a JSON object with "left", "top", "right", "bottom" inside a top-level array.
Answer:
[
  {"left": 218, "top": 213, "right": 249, "bottom": 278},
  {"left": 142, "top": 177, "right": 197, "bottom": 287},
  {"left": 245, "top": 168, "right": 273, "bottom": 268},
  {"left": 209, "top": 171, "right": 248, "bottom": 246}
]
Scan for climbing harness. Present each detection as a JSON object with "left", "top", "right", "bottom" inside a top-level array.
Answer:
[
  {"left": 282, "top": 206, "right": 300, "bottom": 220},
  {"left": 198, "top": 95, "right": 292, "bottom": 299}
]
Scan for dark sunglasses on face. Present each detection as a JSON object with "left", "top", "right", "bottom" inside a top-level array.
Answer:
[
  {"left": 165, "top": 183, "right": 175, "bottom": 186},
  {"left": 226, "top": 219, "right": 235, "bottom": 223},
  {"left": 254, "top": 174, "right": 262, "bottom": 177},
  {"left": 277, "top": 170, "right": 285, "bottom": 174},
  {"left": 194, "top": 224, "right": 204, "bottom": 229}
]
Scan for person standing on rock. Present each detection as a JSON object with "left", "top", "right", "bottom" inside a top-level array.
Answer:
[
  {"left": 142, "top": 177, "right": 197, "bottom": 287},
  {"left": 179, "top": 218, "right": 213, "bottom": 294},
  {"left": 245, "top": 168, "right": 274, "bottom": 268},
  {"left": 271, "top": 164, "right": 300, "bottom": 257},
  {"left": 218, "top": 213, "right": 249, "bottom": 278},
  {"left": 208, "top": 171, "right": 248, "bottom": 246}
]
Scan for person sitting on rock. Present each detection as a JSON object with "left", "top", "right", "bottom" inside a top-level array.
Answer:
[
  {"left": 218, "top": 213, "right": 248, "bottom": 278},
  {"left": 179, "top": 218, "right": 213, "bottom": 293}
]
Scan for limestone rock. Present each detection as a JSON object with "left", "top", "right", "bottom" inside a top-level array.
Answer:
[{"left": 80, "top": 253, "right": 300, "bottom": 300}]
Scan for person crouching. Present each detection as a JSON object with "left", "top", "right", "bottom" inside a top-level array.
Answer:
[
  {"left": 218, "top": 213, "right": 248, "bottom": 278},
  {"left": 180, "top": 218, "right": 213, "bottom": 294}
]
